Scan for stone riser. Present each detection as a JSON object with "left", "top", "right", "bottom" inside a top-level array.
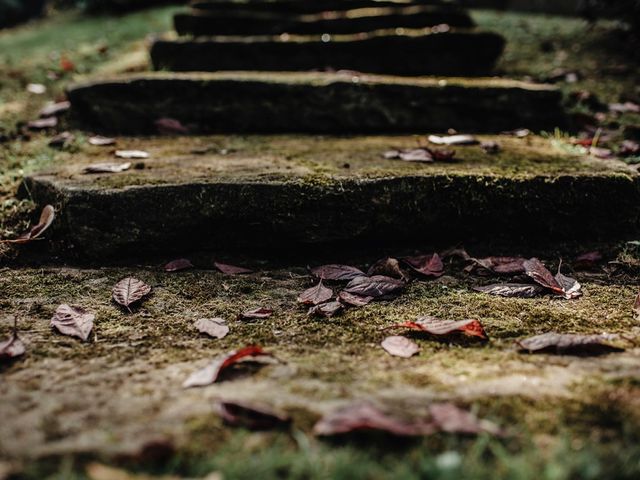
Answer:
[
  {"left": 23, "top": 173, "right": 640, "bottom": 258},
  {"left": 150, "top": 32, "right": 505, "bottom": 76},
  {"left": 66, "top": 73, "right": 565, "bottom": 134},
  {"left": 174, "top": 8, "right": 474, "bottom": 37},
  {"left": 190, "top": 0, "right": 441, "bottom": 15}
]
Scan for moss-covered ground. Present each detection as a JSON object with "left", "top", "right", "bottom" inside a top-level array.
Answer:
[{"left": 1, "top": 4, "right": 640, "bottom": 480}]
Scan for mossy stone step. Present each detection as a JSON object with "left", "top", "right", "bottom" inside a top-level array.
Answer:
[
  {"left": 66, "top": 72, "right": 566, "bottom": 134},
  {"left": 190, "top": 0, "right": 439, "bottom": 15},
  {"left": 151, "top": 30, "right": 504, "bottom": 76},
  {"left": 174, "top": 6, "right": 474, "bottom": 37},
  {"left": 23, "top": 135, "right": 639, "bottom": 258}
]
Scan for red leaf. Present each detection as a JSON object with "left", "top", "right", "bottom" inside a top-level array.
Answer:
[
  {"left": 194, "top": 318, "right": 229, "bottom": 339},
  {"left": 2, "top": 205, "right": 55, "bottom": 245},
  {"left": 381, "top": 336, "right": 420, "bottom": 358},
  {"left": 297, "top": 280, "right": 333, "bottom": 305},
  {"left": 338, "top": 290, "right": 374, "bottom": 307},
  {"left": 517, "top": 332, "right": 623, "bottom": 355},
  {"left": 344, "top": 275, "right": 405, "bottom": 298},
  {"left": 391, "top": 316, "right": 488, "bottom": 340},
  {"left": 523, "top": 258, "right": 564, "bottom": 295},
  {"left": 183, "top": 346, "right": 272, "bottom": 388},
  {"left": 308, "top": 301, "right": 342, "bottom": 318},
  {"left": 401, "top": 253, "right": 444, "bottom": 277},
  {"left": 154, "top": 117, "right": 189, "bottom": 135},
  {"left": 60, "top": 56, "right": 75, "bottom": 72},
  {"left": 310, "top": 264, "right": 365, "bottom": 281},
  {"left": 164, "top": 258, "right": 194, "bottom": 272},
  {"left": 217, "top": 401, "right": 290, "bottom": 430},
  {"left": 214, "top": 262, "right": 253, "bottom": 275},
  {"left": 313, "top": 403, "right": 434, "bottom": 437},
  {"left": 240, "top": 307, "right": 273, "bottom": 320}
]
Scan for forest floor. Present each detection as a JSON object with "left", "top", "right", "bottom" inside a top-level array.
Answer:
[{"left": 1, "top": 4, "right": 640, "bottom": 480}]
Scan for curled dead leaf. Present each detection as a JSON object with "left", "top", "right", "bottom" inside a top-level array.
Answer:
[
  {"left": 390, "top": 316, "right": 488, "bottom": 340},
  {"left": 51, "top": 304, "right": 94, "bottom": 341},
  {"left": 183, "top": 346, "right": 272, "bottom": 388},
  {"left": 39, "top": 101, "right": 70, "bottom": 118},
  {"left": 381, "top": 336, "right": 420, "bottom": 358},
  {"left": 344, "top": 275, "right": 404, "bottom": 298},
  {"left": 239, "top": 307, "right": 273, "bottom": 320},
  {"left": 338, "top": 290, "right": 374, "bottom": 307},
  {"left": 83, "top": 162, "right": 131, "bottom": 174},
  {"left": 216, "top": 401, "right": 290, "bottom": 430},
  {"left": 367, "top": 257, "right": 407, "bottom": 280},
  {"left": 308, "top": 300, "right": 342, "bottom": 318},
  {"left": 112, "top": 277, "right": 152, "bottom": 310},
  {"left": 401, "top": 253, "right": 444, "bottom": 277},
  {"left": 310, "top": 264, "right": 365, "bottom": 281},
  {"left": 214, "top": 262, "right": 253, "bottom": 275},
  {"left": 2, "top": 205, "right": 55, "bottom": 244},
  {"left": 164, "top": 258, "right": 194, "bottom": 272}
]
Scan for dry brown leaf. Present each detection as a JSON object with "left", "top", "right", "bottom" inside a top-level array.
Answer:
[
  {"left": 214, "top": 262, "right": 253, "bottom": 275},
  {"left": 473, "top": 283, "right": 545, "bottom": 298},
  {"left": 381, "top": 336, "right": 420, "bottom": 358},
  {"left": 0, "top": 332, "right": 25, "bottom": 362},
  {"left": 112, "top": 277, "right": 152, "bottom": 310},
  {"left": 216, "top": 400, "right": 290, "bottom": 430},
  {"left": 517, "top": 332, "right": 623, "bottom": 355},
  {"left": 338, "top": 290, "right": 374, "bottom": 307},
  {"left": 297, "top": 280, "right": 333, "bottom": 305},
  {"left": 344, "top": 275, "right": 405, "bottom": 298},
  {"left": 390, "top": 316, "right": 488, "bottom": 340},
  {"left": 2, "top": 205, "right": 55, "bottom": 244},
  {"left": 28, "top": 116, "right": 57, "bottom": 130},
  {"left": 164, "top": 258, "right": 194, "bottom": 272},
  {"left": 239, "top": 307, "right": 273, "bottom": 320},
  {"left": 401, "top": 253, "right": 444, "bottom": 277},
  {"left": 51, "top": 304, "right": 94, "bottom": 341},
  {"left": 308, "top": 301, "right": 342, "bottom": 318},
  {"left": 310, "top": 264, "right": 365, "bottom": 281},
  {"left": 367, "top": 257, "right": 407, "bottom": 280},
  {"left": 183, "top": 346, "right": 272, "bottom": 388},
  {"left": 428, "top": 403, "right": 502, "bottom": 435},
  {"left": 195, "top": 318, "right": 229, "bottom": 339}
]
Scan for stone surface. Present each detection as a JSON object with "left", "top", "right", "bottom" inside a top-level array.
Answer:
[
  {"left": 67, "top": 72, "right": 564, "bottom": 135},
  {"left": 21, "top": 135, "right": 638, "bottom": 258},
  {"left": 151, "top": 30, "right": 505, "bottom": 76},
  {"left": 174, "top": 6, "right": 474, "bottom": 37}
]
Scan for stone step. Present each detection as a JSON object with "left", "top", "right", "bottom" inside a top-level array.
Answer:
[
  {"left": 174, "top": 5, "right": 474, "bottom": 37},
  {"left": 66, "top": 72, "right": 566, "bottom": 134},
  {"left": 23, "top": 135, "right": 639, "bottom": 258},
  {"left": 190, "top": 0, "right": 441, "bottom": 15},
  {"left": 150, "top": 30, "right": 505, "bottom": 76}
]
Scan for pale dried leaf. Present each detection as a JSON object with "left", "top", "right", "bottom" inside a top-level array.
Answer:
[
  {"left": 51, "top": 304, "right": 94, "bottom": 341},
  {"left": 164, "top": 258, "right": 194, "bottom": 272},
  {"left": 344, "top": 275, "right": 404, "bottom": 298},
  {"left": 240, "top": 307, "right": 273, "bottom": 320},
  {"left": 0, "top": 333, "right": 25, "bottom": 361},
  {"left": 217, "top": 401, "right": 290, "bottom": 430},
  {"left": 517, "top": 332, "right": 623, "bottom": 355},
  {"left": 473, "top": 283, "right": 544, "bottom": 298},
  {"left": 88, "top": 135, "right": 116, "bottom": 146},
  {"left": 183, "top": 346, "right": 271, "bottom": 388},
  {"left": 381, "top": 336, "right": 420, "bottom": 358},
  {"left": 297, "top": 280, "right": 333, "bottom": 305},
  {"left": 391, "top": 316, "right": 488, "bottom": 340},
  {"left": 338, "top": 290, "right": 374, "bottom": 307},
  {"left": 214, "top": 262, "right": 253, "bottom": 275},
  {"left": 428, "top": 134, "right": 478, "bottom": 145},
  {"left": 83, "top": 162, "right": 131, "bottom": 174},
  {"left": 3, "top": 205, "right": 55, "bottom": 244},
  {"left": 308, "top": 301, "right": 342, "bottom": 318},
  {"left": 195, "top": 318, "right": 229, "bottom": 339},
  {"left": 112, "top": 277, "right": 152, "bottom": 309},
  {"left": 115, "top": 150, "right": 149, "bottom": 159},
  {"left": 311, "top": 264, "right": 365, "bottom": 281}
]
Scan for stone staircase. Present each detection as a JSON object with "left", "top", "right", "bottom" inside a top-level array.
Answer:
[{"left": 24, "top": 0, "right": 640, "bottom": 257}]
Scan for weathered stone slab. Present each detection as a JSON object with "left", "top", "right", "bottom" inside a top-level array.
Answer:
[
  {"left": 66, "top": 72, "right": 566, "bottom": 134},
  {"left": 22, "top": 135, "right": 639, "bottom": 258},
  {"left": 174, "top": 6, "right": 474, "bottom": 37},
  {"left": 190, "top": 0, "right": 440, "bottom": 15},
  {"left": 150, "top": 30, "right": 504, "bottom": 76}
]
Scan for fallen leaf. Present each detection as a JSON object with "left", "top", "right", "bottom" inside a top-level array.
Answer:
[
  {"left": 313, "top": 403, "right": 434, "bottom": 437},
  {"left": 391, "top": 316, "right": 488, "bottom": 340},
  {"left": 589, "top": 146, "right": 613, "bottom": 159},
  {"left": 183, "top": 346, "right": 272, "bottom": 388},
  {"left": 239, "top": 307, "right": 273, "bottom": 320},
  {"left": 428, "top": 134, "right": 478, "bottom": 146},
  {"left": 195, "top": 318, "right": 229, "bottom": 339},
  {"left": 115, "top": 150, "right": 149, "bottom": 159},
  {"left": 428, "top": 403, "right": 502, "bottom": 435},
  {"left": 51, "top": 304, "right": 94, "bottom": 341},
  {"left": 609, "top": 101, "right": 640, "bottom": 114},
  {"left": 48, "top": 131, "right": 74, "bottom": 148},
  {"left": 155, "top": 117, "right": 189, "bottom": 135},
  {"left": 298, "top": 280, "right": 333, "bottom": 305},
  {"left": 338, "top": 290, "right": 374, "bottom": 307},
  {"left": 27, "top": 116, "right": 57, "bottom": 130},
  {"left": 554, "top": 271, "right": 582, "bottom": 299},
  {"left": 26, "top": 83, "right": 46, "bottom": 94},
  {"left": 469, "top": 256, "right": 526, "bottom": 275},
  {"left": 216, "top": 401, "right": 290, "bottom": 429},
  {"left": 164, "top": 258, "right": 194, "bottom": 272},
  {"left": 619, "top": 140, "right": 640, "bottom": 157},
  {"left": 2, "top": 205, "right": 55, "bottom": 244},
  {"left": 517, "top": 332, "right": 623, "bottom": 355},
  {"left": 60, "top": 56, "right": 75, "bottom": 72},
  {"left": 39, "top": 101, "right": 70, "bottom": 118},
  {"left": 367, "top": 257, "right": 407, "bottom": 280},
  {"left": 344, "top": 275, "right": 405, "bottom": 298},
  {"left": 310, "top": 264, "right": 365, "bottom": 281},
  {"left": 0, "top": 332, "right": 25, "bottom": 362},
  {"left": 381, "top": 336, "right": 420, "bottom": 358},
  {"left": 88, "top": 135, "right": 116, "bottom": 146},
  {"left": 83, "top": 162, "right": 131, "bottom": 174},
  {"left": 384, "top": 148, "right": 433, "bottom": 163},
  {"left": 473, "top": 283, "right": 545, "bottom": 298},
  {"left": 112, "top": 277, "right": 152, "bottom": 310},
  {"left": 523, "top": 258, "right": 564, "bottom": 295},
  {"left": 214, "top": 262, "right": 253, "bottom": 275},
  {"left": 401, "top": 253, "right": 444, "bottom": 277},
  {"left": 634, "top": 291, "right": 640, "bottom": 318},
  {"left": 308, "top": 301, "right": 342, "bottom": 317}
]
